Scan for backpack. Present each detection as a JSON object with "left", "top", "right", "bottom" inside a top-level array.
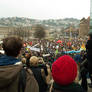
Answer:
[
  {"left": 18, "top": 68, "right": 27, "bottom": 92},
  {"left": 30, "top": 66, "right": 48, "bottom": 92}
]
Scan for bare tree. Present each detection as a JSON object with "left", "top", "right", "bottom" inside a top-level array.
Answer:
[
  {"left": 8, "top": 27, "right": 30, "bottom": 40},
  {"left": 33, "top": 24, "right": 46, "bottom": 39},
  {"left": 33, "top": 24, "right": 46, "bottom": 52}
]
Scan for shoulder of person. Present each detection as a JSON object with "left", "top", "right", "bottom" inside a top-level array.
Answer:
[
  {"left": 72, "top": 83, "right": 84, "bottom": 92},
  {"left": 24, "top": 67, "right": 39, "bottom": 92}
]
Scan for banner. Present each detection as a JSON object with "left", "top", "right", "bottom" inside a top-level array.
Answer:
[
  {"left": 81, "top": 43, "right": 86, "bottom": 51},
  {"left": 64, "top": 50, "right": 81, "bottom": 54},
  {"left": 27, "top": 46, "right": 40, "bottom": 52}
]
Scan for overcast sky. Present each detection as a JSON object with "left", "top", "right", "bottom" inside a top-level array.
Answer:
[{"left": 0, "top": 0, "right": 90, "bottom": 19}]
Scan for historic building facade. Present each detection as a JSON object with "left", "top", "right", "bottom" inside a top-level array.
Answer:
[{"left": 79, "top": 17, "right": 89, "bottom": 37}]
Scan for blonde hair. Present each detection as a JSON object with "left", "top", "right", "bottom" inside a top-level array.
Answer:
[
  {"left": 21, "top": 58, "right": 26, "bottom": 64},
  {"left": 29, "top": 56, "right": 39, "bottom": 66}
]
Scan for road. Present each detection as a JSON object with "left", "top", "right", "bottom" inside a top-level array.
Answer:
[
  {"left": 86, "top": 79, "right": 92, "bottom": 92},
  {"left": 88, "top": 88, "right": 92, "bottom": 92},
  {"left": 79, "top": 79, "right": 92, "bottom": 92}
]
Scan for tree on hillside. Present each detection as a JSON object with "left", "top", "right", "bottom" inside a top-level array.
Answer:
[
  {"left": 33, "top": 24, "right": 46, "bottom": 39},
  {"left": 33, "top": 25, "right": 46, "bottom": 52}
]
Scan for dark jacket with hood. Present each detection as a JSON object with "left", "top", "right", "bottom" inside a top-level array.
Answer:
[
  {"left": 30, "top": 65, "right": 48, "bottom": 92},
  {"left": 86, "top": 39, "right": 92, "bottom": 57},
  {"left": 51, "top": 82, "right": 84, "bottom": 92},
  {"left": 86, "top": 39, "right": 92, "bottom": 69},
  {"left": 0, "top": 55, "right": 39, "bottom": 92}
]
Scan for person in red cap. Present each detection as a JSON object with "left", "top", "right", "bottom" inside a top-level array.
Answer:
[{"left": 51, "top": 55, "right": 84, "bottom": 92}]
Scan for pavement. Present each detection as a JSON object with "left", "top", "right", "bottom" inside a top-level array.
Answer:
[
  {"left": 79, "top": 79, "right": 92, "bottom": 92},
  {"left": 87, "top": 79, "right": 92, "bottom": 92},
  {"left": 88, "top": 88, "right": 92, "bottom": 92}
]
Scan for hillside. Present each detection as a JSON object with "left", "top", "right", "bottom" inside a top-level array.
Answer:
[{"left": 0, "top": 17, "right": 80, "bottom": 28}]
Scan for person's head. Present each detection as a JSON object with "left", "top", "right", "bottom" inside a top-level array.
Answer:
[
  {"left": 21, "top": 58, "right": 26, "bottom": 64},
  {"left": 2, "top": 36, "right": 23, "bottom": 57},
  {"left": 29, "top": 56, "right": 39, "bottom": 66},
  {"left": 38, "top": 57, "right": 44, "bottom": 64},
  {"left": 25, "top": 52, "right": 31, "bottom": 59},
  {"left": 52, "top": 55, "right": 77, "bottom": 85}
]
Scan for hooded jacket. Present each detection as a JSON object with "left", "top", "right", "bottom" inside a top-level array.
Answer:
[
  {"left": 86, "top": 39, "right": 92, "bottom": 60},
  {"left": 51, "top": 82, "right": 84, "bottom": 92},
  {"left": 0, "top": 63, "right": 39, "bottom": 92},
  {"left": 0, "top": 55, "right": 21, "bottom": 66},
  {"left": 86, "top": 39, "right": 92, "bottom": 69}
]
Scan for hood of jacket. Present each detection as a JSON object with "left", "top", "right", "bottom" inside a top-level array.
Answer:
[
  {"left": 0, "top": 64, "right": 22, "bottom": 88},
  {"left": 0, "top": 55, "right": 20, "bottom": 66}
]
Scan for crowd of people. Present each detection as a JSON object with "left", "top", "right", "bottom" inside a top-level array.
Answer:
[{"left": 0, "top": 34, "right": 91, "bottom": 92}]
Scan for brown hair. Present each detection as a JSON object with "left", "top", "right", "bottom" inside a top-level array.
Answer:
[{"left": 2, "top": 36, "right": 23, "bottom": 57}]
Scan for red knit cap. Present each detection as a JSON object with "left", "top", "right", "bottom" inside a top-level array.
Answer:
[{"left": 52, "top": 55, "right": 77, "bottom": 85}]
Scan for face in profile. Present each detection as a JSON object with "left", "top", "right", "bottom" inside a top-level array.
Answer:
[{"left": 88, "top": 36, "right": 90, "bottom": 40}]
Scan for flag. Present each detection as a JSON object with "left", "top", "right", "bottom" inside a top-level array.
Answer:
[
  {"left": 55, "top": 49, "right": 58, "bottom": 55},
  {"left": 57, "top": 40, "right": 62, "bottom": 43},
  {"left": 81, "top": 43, "right": 86, "bottom": 51}
]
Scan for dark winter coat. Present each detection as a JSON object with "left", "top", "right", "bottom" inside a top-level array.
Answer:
[
  {"left": 30, "top": 65, "right": 48, "bottom": 92},
  {"left": 51, "top": 82, "right": 84, "bottom": 92},
  {"left": 86, "top": 39, "right": 92, "bottom": 70}
]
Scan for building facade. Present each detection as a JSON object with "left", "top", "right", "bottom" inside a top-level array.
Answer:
[{"left": 79, "top": 17, "right": 89, "bottom": 37}]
